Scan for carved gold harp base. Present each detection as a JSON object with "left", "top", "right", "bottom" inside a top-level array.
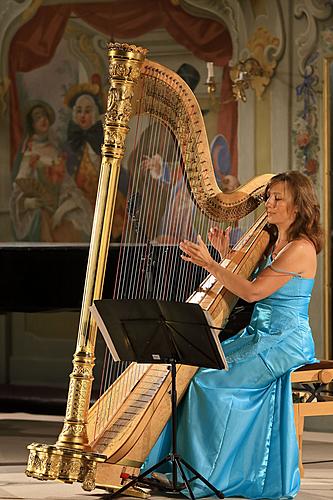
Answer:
[
  {"left": 25, "top": 443, "right": 106, "bottom": 491},
  {"left": 26, "top": 444, "right": 150, "bottom": 497}
]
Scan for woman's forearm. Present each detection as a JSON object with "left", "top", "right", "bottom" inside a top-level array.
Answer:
[
  {"left": 207, "top": 260, "right": 257, "bottom": 302},
  {"left": 180, "top": 235, "right": 261, "bottom": 302}
]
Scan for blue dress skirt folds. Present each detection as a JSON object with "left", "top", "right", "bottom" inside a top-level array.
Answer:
[{"left": 143, "top": 264, "right": 317, "bottom": 499}]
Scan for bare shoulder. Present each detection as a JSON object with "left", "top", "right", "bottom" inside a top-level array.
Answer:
[
  {"left": 287, "top": 238, "right": 316, "bottom": 256},
  {"left": 275, "top": 238, "right": 317, "bottom": 277}
]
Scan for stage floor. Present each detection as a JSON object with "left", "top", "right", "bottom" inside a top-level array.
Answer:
[{"left": 0, "top": 412, "right": 332, "bottom": 500}]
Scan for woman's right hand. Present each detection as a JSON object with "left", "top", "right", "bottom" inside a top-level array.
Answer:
[{"left": 208, "top": 226, "right": 231, "bottom": 258}]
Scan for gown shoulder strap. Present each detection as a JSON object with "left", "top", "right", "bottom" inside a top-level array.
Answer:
[{"left": 269, "top": 263, "right": 302, "bottom": 278}]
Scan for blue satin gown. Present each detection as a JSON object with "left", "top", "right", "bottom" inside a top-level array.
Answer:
[{"left": 144, "top": 259, "right": 317, "bottom": 499}]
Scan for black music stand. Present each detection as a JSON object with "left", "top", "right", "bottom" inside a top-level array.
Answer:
[{"left": 90, "top": 299, "right": 227, "bottom": 500}]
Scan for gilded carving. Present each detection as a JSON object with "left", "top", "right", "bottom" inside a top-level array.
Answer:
[
  {"left": 110, "top": 63, "right": 132, "bottom": 79},
  {"left": 109, "top": 62, "right": 141, "bottom": 81},
  {"left": 109, "top": 42, "right": 147, "bottom": 56},
  {"left": 106, "top": 87, "right": 133, "bottom": 123},
  {"left": 104, "top": 129, "right": 128, "bottom": 147},
  {"left": 61, "top": 423, "right": 86, "bottom": 436},
  {"left": 26, "top": 43, "right": 145, "bottom": 491},
  {"left": 81, "top": 462, "right": 97, "bottom": 491},
  {"left": 49, "top": 455, "right": 62, "bottom": 478},
  {"left": 26, "top": 443, "right": 105, "bottom": 490},
  {"left": 72, "top": 360, "right": 94, "bottom": 377},
  {"left": 232, "top": 26, "right": 280, "bottom": 99}
]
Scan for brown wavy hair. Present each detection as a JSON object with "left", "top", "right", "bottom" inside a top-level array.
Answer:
[{"left": 265, "top": 171, "right": 323, "bottom": 254}]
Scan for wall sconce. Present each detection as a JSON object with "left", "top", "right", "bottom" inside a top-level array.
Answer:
[
  {"left": 230, "top": 57, "right": 271, "bottom": 102},
  {"left": 205, "top": 62, "right": 220, "bottom": 112},
  {"left": 206, "top": 62, "right": 216, "bottom": 95}
]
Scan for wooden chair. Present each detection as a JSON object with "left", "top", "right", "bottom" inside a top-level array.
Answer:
[{"left": 292, "top": 360, "right": 333, "bottom": 476}]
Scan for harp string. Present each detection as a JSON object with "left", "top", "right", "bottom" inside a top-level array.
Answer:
[
  {"left": 94, "top": 79, "right": 165, "bottom": 426},
  {"left": 92, "top": 74, "right": 257, "bottom": 438},
  {"left": 119, "top": 76, "right": 149, "bottom": 297},
  {"left": 141, "top": 85, "right": 167, "bottom": 246},
  {"left": 94, "top": 103, "right": 198, "bottom": 428},
  {"left": 153, "top": 123, "right": 184, "bottom": 299},
  {"left": 121, "top": 83, "right": 164, "bottom": 395},
  {"left": 94, "top": 86, "right": 149, "bottom": 421}
]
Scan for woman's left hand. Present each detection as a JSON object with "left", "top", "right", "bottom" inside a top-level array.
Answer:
[{"left": 179, "top": 235, "right": 215, "bottom": 271}]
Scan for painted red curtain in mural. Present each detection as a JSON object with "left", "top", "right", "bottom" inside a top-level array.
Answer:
[{"left": 9, "top": 0, "right": 237, "bottom": 171}]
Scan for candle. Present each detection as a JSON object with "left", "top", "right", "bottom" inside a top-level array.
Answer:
[{"left": 206, "top": 62, "right": 214, "bottom": 82}]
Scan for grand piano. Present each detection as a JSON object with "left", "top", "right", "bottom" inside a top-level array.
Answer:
[
  {"left": 0, "top": 242, "right": 253, "bottom": 414},
  {"left": 0, "top": 243, "right": 119, "bottom": 413},
  {"left": 0, "top": 243, "right": 119, "bottom": 313}
]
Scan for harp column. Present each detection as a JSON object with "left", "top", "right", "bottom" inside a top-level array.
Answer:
[{"left": 25, "top": 43, "right": 147, "bottom": 491}]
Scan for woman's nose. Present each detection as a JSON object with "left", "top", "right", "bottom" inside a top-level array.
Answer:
[{"left": 265, "top": 196, "right": 274, "bottom": 207}]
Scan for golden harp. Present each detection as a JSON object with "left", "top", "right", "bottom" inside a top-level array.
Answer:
[{"left": 26, "top": 43, "right": 272, "bottom": 494}]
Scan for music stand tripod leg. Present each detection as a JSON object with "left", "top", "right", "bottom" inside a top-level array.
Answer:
[
  {"left": 173, "top": 455, "right": 195, "bottom": 499},
  {"left": 169, "top": 361, "right": 224, "bottom": 499},
  {"left": 177, "top": 456, "right": 224, "bottom": 499}
]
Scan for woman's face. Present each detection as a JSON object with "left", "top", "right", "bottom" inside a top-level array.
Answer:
[
  {"left": 265, "top": 181, "right": 297, "bottom": 229},
  {"left": 73, "top": 95, "right": 96, "bottom": 130},
  {"left": 31, "top": 107, "right": 50, "bottom": 135}
]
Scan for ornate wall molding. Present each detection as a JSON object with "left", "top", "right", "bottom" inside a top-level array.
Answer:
[
  {"left": 64, "top": 22, "right": 107, "bottom": 81},
  {"left": 182, "top": 1, "right": 285, "bottom": 99},
  {"left": 295, "top": 0, "right": 333, "bottom": 76},
  {"left": 236, "top": 1, "right": 284, "bottom": 99},
  {"left": 0, "top": 0, "right": 114, "bottom": 116},
  {"left": 292, "top": 50, "right": 320, "bottom": 179},
  {"left": 0, "top": 0, "right": 35, "bottom": 114},
  {"left": 239, "top": 0, "right": 285, "bottom": 65},
  {"left": 181, "top": 0, "right": 240, "bottom": 65},
  {"left": 292, "top": 1, "right": 333, "bottom": 180},
  {"left": 230, "top": 27, "right": 281, "bottom": 100}
]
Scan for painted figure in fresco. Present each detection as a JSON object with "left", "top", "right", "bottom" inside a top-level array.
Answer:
[
  {"left": 10, "top": 100, "right": 93, "bottom": 242},
  {"left": 64, "top": 83, "right": 104, "bottom": 208},
  {"left": 220, "top": 174, "right": 240, "bottom": 193},
  {"left": 63, "top": 80, "right": 128, "bottom": 241},
  {"left": 126, "top": 64, "right": 201, "bottom": 244},
  {"left": 126, "top": 121, "right": 195, "bottom": 244},
  {"left": 210, "top": 133, "right": 241, "bottom": 245},
  {"left": 210, "top": 133, "right": 234, "bottom": 189}
]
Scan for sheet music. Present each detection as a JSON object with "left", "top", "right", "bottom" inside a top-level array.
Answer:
[{"left": 89, "top": 304, "right": 120, "bottom": 361}]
